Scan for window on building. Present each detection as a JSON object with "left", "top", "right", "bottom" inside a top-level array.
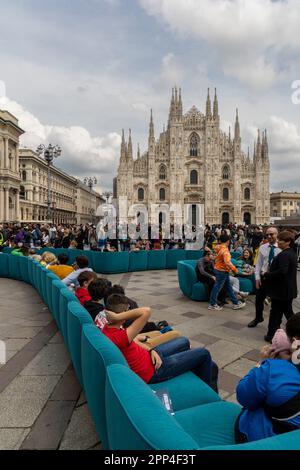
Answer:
[
  {"left": 138, "top": 188, "right": 144, "bottom": 201},
  {"left": 159, "top": 164, "right": 167, "bottom": 180},
  {"left": 244, "top": 187, "right": 251, "bottom": 200},
  {"left": 159, "top": 188, "right": 166, "bottom": 201},
  {"left": 273, "top": 210, "right": 278, "bottom": 217},
  {"left": 290, "top": 201, "right": 293, "bottom": 205},
  {"left": 190, "top": 133, "right": 199, "bottom": 157},
  {"left": 22, "top": 170, "right": 26, "bottom": 181},
  {"left": 222, "top": 165, "right": 230, "bottom": 180},
  {"left": 283, "top": 210, "right": 287, "bottom": 217},
  {"left": 190, "top": 170, "right": 198, "bottom": 185},
  {"left": 20, "top": 186, "right": 26, "bottom": 200},
  {"left": 223, "top": 187, "right": 229, "bottom": 200}
]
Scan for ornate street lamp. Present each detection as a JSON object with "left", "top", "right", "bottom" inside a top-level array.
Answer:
[
  {"left": 84, "top": 176, "right": 97, "bottom": 222},
  {"left": 103, "top": 191, "right": 112, "bottom": 204},
  {"left": 36, "top": 144, "right": 62, "bottom": 221}
]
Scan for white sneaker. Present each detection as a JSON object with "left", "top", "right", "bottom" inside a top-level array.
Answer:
[
  {"left": 208, "top": 304, "right": 223, "bottom": 311},
  {"left": 239, "top": 291, "right": 249, "bottom": 298},
  {"left": 264, "top": 297, "right": 270, "bottom": 306},
  {"left": 233, "top": 301, "right": 246, "bottom": 310}
]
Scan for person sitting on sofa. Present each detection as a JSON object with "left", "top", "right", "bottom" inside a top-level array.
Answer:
[
  {"left": 103, "top": 293, "right": 218, "bottom": 391},
  {"left": 75, "top": 270, "right": 98, "bottom": 305},
  {"left": 62, "top": 255, "right": 93, "bottom": 288},
  {"left": 235, "top": 313, "right": 300, "bottom": 443},
  {"left": 84, "top": 278, "right": 108, "bottom": 321},
  {"left": 105, "top": 284, "right": 159, "bottom": 333},
  {"left": 47, "top": 253, "right": 74, "bottom": 280}
]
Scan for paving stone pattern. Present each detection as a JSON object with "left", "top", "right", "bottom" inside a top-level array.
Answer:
[{"left": 0, "top": 271, "right": 299, "bottom": 449}]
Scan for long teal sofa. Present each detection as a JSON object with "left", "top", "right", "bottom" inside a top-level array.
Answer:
[
  {"left": 178, "top": 259, "right": 256, "bottom": 301},
  {"left": 2, "top": 246, "right": 204, "bottom": 273},
  {"left": 1, "top": 251, "right": 300, "bottom": 450}
]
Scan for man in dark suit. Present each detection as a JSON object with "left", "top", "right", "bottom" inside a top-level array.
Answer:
[{"left": 263, "top": 231, "right": 298, "bottom": 342}]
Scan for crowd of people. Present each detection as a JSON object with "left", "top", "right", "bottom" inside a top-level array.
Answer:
[
  {"left": 1, "top": 220, "right": 300, "bottom": 445},
  {"left": 1, "top": 221, "right": 300, "bottom": 255}
]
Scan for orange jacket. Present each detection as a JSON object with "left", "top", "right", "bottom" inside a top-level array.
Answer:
[{"left": 214, "top": 244, "right": 238, "bottom": 274}]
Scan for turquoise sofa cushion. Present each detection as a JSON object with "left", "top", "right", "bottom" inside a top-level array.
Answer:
[
  {"left": 67, "top": 301, "right": 93, "bottom": 387},
  {"left": 150, "top": 371, "right": 220, "bottom": 412},
  {"left": 93, "top": 252, "right": 130, "bottom": 274},
  {"left": 46, "top": 272, "right": 58, "bottom": 313},
  {"left": 8, "top": 254, "right": 22, "bottom": 280},
  {"left": 105, "top": 364, "right": 199, "bottom": 450},
  {"left": 18, "top": 256, "right": 30, "bottom": 284},
  {"left": 59, "top": 288, "right": 78, "bottom": 348},
  {"left": 81, "top": 324, "right": 127, "bottom": 449},
  {"left": 147, "top": 250, "right": 167, "bottom": 270},
  {"left": 177, "top": 260, "right": 197, "bottom": 297},
  {"left": 191, "top": 282, "right": 209, "bottom": 301},
  {"left": 51, "top": 279, "right": 66, "bottom": 328},
  {"left": 175, "top": 401, "right": 241, "bottom": 448},
  {"left": 0, "top": 253, "right": 9, "bottom": 277},
  {"left": 84, "top": 250, "right": 95, "bottom": 270},
  {"left": 185, "top": 250, "right": 204, "bottom": 260},
  {"left": 239, "top": 277, "right": 255, "bottom": 294},
  {"left": 129, "top": 251, "right": 148, "bottom": 272},
  {"left": 166, "top": 250, "right": 186, "bottom": 269},
  {"left": 66, "top": 249, "right": 83, "bottom": 266}
]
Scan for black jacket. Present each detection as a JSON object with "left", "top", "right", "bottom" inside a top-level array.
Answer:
[
  {"left": 264, "top": 247, "right": 298, "bottom": 300},
  {"left": 84, "top": 301, "right": 104, "bottom": 321}
]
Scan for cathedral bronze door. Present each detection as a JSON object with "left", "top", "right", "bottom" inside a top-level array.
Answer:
[
  {"left": 243, "top": 212, "right": 251, "bottom": 225},
  {"left": 222, "top": 212, "right": 230, "bottom": 225}
]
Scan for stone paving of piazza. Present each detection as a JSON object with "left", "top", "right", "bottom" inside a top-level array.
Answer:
[{"left": 0, "top": 270, "right": 299, "bottom": 450}]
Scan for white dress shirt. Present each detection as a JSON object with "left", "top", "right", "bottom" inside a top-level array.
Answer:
[{"left": 255, "top": 242, "right": 281, "bottom": 281}]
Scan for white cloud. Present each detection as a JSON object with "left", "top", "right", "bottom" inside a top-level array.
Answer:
[
  {"left": 160, "top": 53, "right": 186, "bottom": 86},
  {"left": 140, "top": 0, "right": 300, "bottom": 88},
  {"left": 0, "top": 96, "right": 121, "bottom": 192}
]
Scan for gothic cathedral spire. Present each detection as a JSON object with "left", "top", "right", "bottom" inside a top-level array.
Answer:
[
  {"left": 213, "top": 88, "right": 218, "bottom": 119},
  {"left": 206, "top": 88, "right": 212, "bottom": 118}
]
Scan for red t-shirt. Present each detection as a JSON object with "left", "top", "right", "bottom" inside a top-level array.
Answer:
[
  {"left": 102, "top": 325, "right": 155, "bottom": 383},
  {"left": 75, "top": 287, "right": 91, "bottom": 305}
]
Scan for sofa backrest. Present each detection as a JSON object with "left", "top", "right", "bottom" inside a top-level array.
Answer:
[
  {"left": 81, "top": 324, "right": 127, "bottom": 449},
  {"left": 105, "top": 364, "right": 199, "bottom": 450}
]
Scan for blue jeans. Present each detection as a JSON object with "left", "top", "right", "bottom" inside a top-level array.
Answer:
[
  {"left": 149, "top": 337, "right": 214, "bottom": 386},
  {"left": 210, "top": 269, "right": 238, "bottom": 306}
]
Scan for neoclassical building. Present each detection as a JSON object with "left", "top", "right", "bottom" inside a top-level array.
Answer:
[
  {"left": 0, "top": 110, "right": 24, "bottom": 222},
  {"left": 0, "top": 108, "right": 104, "bottom": 224},
  {"left": 116, "top": 88, "right": 270, "bottom": 225}
]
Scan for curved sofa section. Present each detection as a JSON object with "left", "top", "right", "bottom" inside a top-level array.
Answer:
[
  {"left": 177, "top": 259, "right": 256, "bottom": 301},
  {"left": 1, "top": 252, "right": 299, "bottom": 450}
]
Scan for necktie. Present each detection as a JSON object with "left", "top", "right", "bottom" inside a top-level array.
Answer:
[{"left": 268, "top": 245, "right": 275, "bottom": 267}]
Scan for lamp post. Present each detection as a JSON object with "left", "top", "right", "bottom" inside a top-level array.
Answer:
[
  {"left": 84, "top": 176, "right": 97, "bottom": 223},
  {"left": 36, "top": 144, "right": 61, "bottom": 222},
  {"left": 103, "top": 191, "right": 112, "bottom": 204}
]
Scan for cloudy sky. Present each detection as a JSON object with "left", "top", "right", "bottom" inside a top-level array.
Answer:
[{"left": 1, "top": 0, "right": 300, "bottom": 192}]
